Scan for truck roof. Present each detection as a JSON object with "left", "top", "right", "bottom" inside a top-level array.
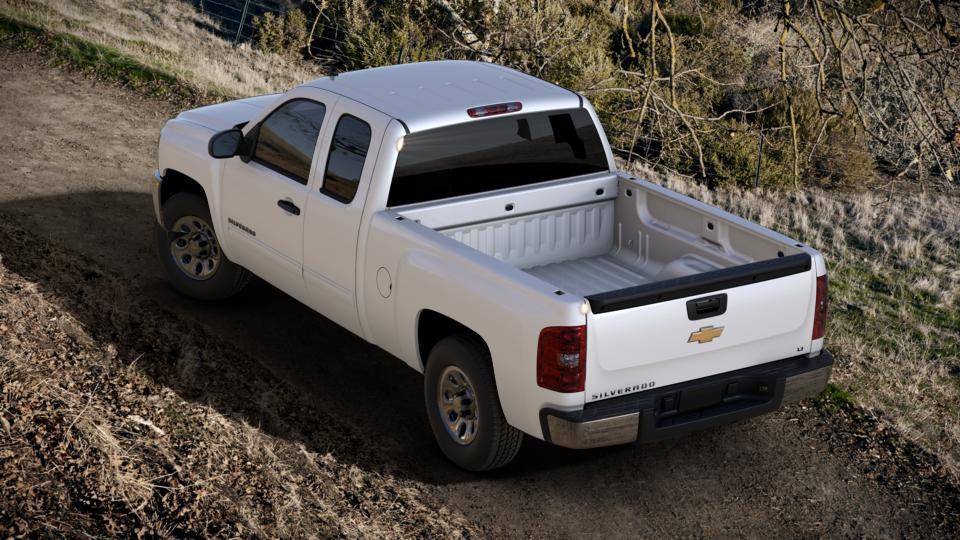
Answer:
[{"left": 303, "top": 60, "right": 581, "bottom": 133}]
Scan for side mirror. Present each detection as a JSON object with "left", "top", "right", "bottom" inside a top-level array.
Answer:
[{"left": 208, "top": 128, "right": 243, "bottom": 159}]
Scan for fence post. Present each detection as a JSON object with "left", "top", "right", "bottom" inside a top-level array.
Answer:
[
  {"left": 754, "top": 129, "right": 765, "bottom": 188},
  {"left": 235, "top": 0, "right": 251, "bottom": 45}
]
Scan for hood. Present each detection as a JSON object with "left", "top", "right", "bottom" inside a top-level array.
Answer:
[{"left": 177, "top": 94, "right": 279, "bottom": 131}]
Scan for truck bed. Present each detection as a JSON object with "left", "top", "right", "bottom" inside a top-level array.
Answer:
[
  {"left": 407, "top": 173, "right": 802, "bottom": 302},
  {"left": 393, "top": 171, "right": 822, "bottom": 408},
  {"left": 525, "top": 254, "right": 649, "bottom": 297}
]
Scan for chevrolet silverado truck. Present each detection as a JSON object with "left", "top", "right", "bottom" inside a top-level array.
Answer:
[{"left": 152, "top": 60, "right": 831, "bottom": 471}]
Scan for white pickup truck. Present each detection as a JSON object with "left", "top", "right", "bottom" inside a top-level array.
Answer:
[{"left": 152, "top": 60, "right": 831, "bottom": 471}]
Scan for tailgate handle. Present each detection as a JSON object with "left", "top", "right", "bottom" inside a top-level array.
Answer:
[{"left": 687, "top": 293, "right": 727, "bottom": 320}]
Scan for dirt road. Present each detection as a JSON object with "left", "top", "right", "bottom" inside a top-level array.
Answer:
[{"left": 1, "top": 47, "right": 957, "bottom": 537}]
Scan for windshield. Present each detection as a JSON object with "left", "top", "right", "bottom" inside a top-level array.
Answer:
[{"left": 388, "top": 108, "right": 609, "bottom": 207}]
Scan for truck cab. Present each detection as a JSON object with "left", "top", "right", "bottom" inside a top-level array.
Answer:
[{"left": 153, "top": 61, "right": 831, "bottom": 471}]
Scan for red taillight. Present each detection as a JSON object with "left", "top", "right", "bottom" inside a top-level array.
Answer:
[
  {"left": 813, "top": 274, "right": 828, "bottom": 340},
  {"left": 537, "top": 325, "right": 586, "bottom": 393},
  {"left": 467, "top": 102, "right": 522, "bottom": 118}
]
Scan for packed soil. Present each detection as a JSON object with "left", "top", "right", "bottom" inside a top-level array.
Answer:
[{"left": 0, "top": 45, "right": 958, "bottom": 537}]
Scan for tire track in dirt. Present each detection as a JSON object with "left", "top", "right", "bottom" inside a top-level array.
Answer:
[{"left": 0, "top": 45, "right": 957, "bottom": 537}]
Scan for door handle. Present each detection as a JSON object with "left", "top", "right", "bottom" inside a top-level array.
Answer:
[{"left": 277, "top": 199, "right": 300, "bottom": 216}]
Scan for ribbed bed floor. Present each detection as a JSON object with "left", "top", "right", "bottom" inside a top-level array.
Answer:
[{"left": 524, "top": 254, "right": 649, "bottom": 297}]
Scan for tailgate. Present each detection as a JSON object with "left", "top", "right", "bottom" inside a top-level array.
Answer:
[{"left": 583, "top": 254, "right": 817, "bottom": 403}]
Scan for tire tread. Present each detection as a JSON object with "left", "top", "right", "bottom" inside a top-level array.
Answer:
[
  {"left": 425, "top": 334, "right": 522, "bottom": 471},
  {"left": 155, "top": 192, "right": 250, "bottom": 300}
]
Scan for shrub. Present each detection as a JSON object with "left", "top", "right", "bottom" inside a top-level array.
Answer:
[
  {"left": 491, "top": 0, "right": 618, "bottom": 90},
  {"left": 248, "top": 0, "right": 909, "bottom": 191},
  {"left": 337, "top": 1, "right": 445, "bottom": 71},
  {"left": 252, "top": 9, "right": 309, "bottom": 58},
  {"left": 283, "top": 9, "right": 309, "bottom": 56},
  {"left": 252, "top": 12, "right": 283, "bottom": 55},
  {"left": 700, "top": 125, "right": 794, "bottom": 189},
  {"left": 754, "top": 86, "right": 876, "bottom": 190}
]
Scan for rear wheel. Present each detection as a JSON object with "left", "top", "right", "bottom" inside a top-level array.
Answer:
[
  {"left": 424, "top": 335, "right": 522, "bottom": 471},
  {"left": 154, "top": 192, "right": 251, "bottom": 300}
]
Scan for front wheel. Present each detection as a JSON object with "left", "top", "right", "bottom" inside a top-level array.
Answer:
[
  {"left": 154, "top": 192, "right": 251, "bottom": 300},
  {"left": 424, "top": 335, "right": 522, "bottom": 471}
]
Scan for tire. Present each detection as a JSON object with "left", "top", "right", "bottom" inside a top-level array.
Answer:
[
  {"left": 424, "top": 334, "right": 522, "bottom": 471},
  {"left": 154, "top": 192, "right": 251, "bottom": 300}
]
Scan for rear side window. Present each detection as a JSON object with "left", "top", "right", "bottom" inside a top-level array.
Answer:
[
  {"left": 387, "top": 108, "right": 608, "bottom": 207},
  {"left": 254, "top": 99, "right": 326, "bottom": 184},
  {"left": 321, "top": 115, "right": 372, "bottom": 203}
]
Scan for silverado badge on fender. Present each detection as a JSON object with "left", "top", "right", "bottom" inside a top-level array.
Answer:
[
  {"left": 688, "top": 325, "right": 724, "bottom": 344},
  {"left": 227, "top": 217, "right": 256, "bottom": 237}
]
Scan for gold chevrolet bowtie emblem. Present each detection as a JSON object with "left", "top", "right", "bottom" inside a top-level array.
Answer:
[{"left": 688, "top": 325, "right": 724, "bottom": 344}]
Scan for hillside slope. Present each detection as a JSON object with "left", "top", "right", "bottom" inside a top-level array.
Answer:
[
  {"left": 0, "top": 44, "right": 958, "bottom": 537},
  {"left": 0, "top": 0, "right": 320, "bottom": 98},
  {"left": 0, "top": 223, "right": 476, "bottom": 537}
]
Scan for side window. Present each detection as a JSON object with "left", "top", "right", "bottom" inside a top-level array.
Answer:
[
  {"left": 321, "top": 115, "right": 372, "bottom": 203},
  {"left": 254, "top": 99, "right": 326, "bottom": 185}
]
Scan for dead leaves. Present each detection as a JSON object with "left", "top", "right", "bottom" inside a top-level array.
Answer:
[{"left": 0, "top": 224, "right": 477, "bottom": 538}]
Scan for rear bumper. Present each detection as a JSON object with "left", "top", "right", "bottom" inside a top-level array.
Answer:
[{"left": 540, "top": 350, "right": 833, "bottom": 449}]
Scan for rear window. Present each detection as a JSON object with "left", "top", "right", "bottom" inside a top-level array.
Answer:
[{"left": 387, "top": 108, "right": 608, "bottom": 207}]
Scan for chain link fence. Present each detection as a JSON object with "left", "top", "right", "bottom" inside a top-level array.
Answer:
[
  {"left": 195, "top": 0, "right": 351, "bottom": 63},
  {"left": 195, "top": 0, "right": 294, "bottom": 45}
]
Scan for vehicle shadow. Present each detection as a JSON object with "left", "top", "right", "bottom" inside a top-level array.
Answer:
[
  {"left": 0, "top": 189, "right": 621, "bottom": 479},
  {"left": 0, "top": 190, "right": 923, "bottom": 537}
]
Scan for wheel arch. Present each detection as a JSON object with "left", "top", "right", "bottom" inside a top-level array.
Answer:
[
  {"left": 416, "top": 309, "right": 490, "bottom": 372},
  {"left": 160, "top": 169, "right": 208, "bottom": 208}
]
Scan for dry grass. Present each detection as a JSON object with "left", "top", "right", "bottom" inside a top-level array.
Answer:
[
  {"left": 1, "top": 0, "right": 957, "bottom": 491},
  {"left": 0, "top": 0, "right": 320, "bottom": 98},
  {"left": 0, "top": 225, "right": 475, "bottom": 538},
  {"left": 632, "top": 163, "right": 960, "bottom": 479}
]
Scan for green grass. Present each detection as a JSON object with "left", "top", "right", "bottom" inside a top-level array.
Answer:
[
  {"left": 817, "top": 383, "right": 855, "bottom": 412},
  {"left": 0, "top": 15, "right": 216, "bottom": 105}
]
